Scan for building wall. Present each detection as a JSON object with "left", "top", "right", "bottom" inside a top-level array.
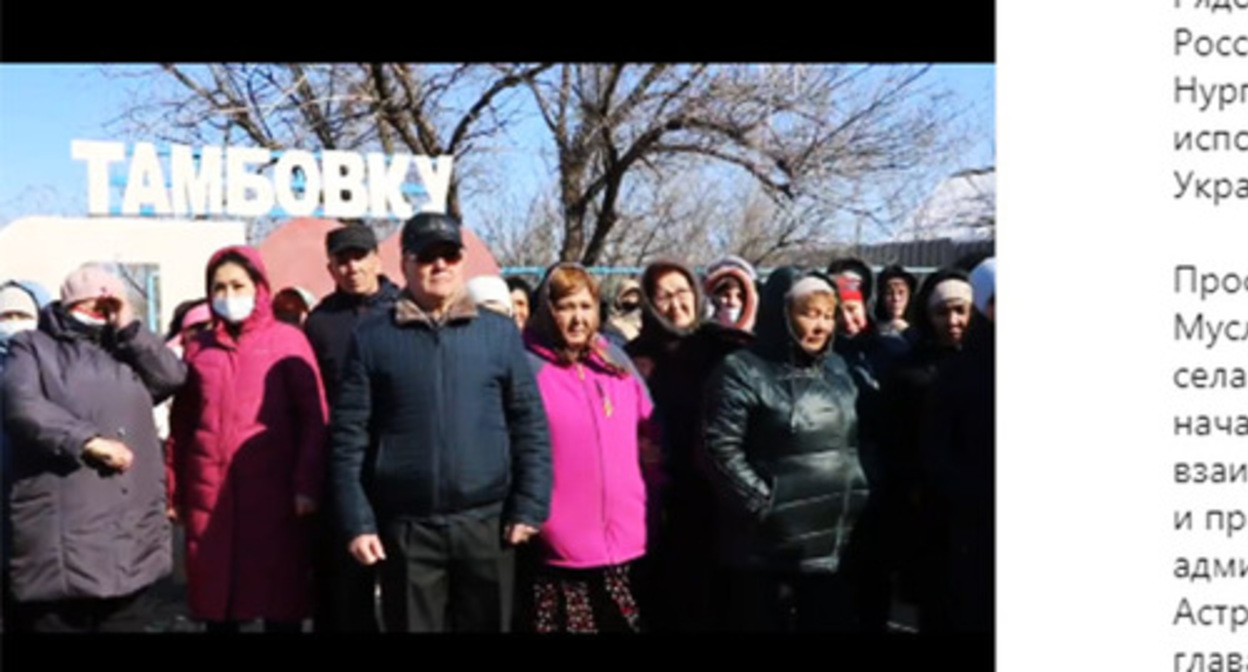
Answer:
[{"left": 0, "top": 216, "right": 247, "bottom": 334}]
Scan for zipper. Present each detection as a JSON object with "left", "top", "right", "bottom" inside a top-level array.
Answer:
[
  {"left": 223, "top": 343, "right": 238, "bottom": 618},
  {"left": 578, "top": 363, "right": 613, "bottom": 565},
  {"left": 433, "top": 325, "right": 445, "bottom": 513},
  {"left": 831, "top": 382, "right": 856, "bottom": 566}
]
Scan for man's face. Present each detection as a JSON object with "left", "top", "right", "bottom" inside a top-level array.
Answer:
[
  {"left": 404, "top": 242, "right": 465, "bottom": 308},
  {"left": 328, "top": 247, "right": 382, "bottom": 296}
]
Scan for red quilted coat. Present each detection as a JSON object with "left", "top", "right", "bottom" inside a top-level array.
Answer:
[{"left": 168, "top": 246, "right": 328, "bottom": 623}]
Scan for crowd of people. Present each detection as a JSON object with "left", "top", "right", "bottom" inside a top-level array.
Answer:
[{"left": 0, "top": 212, "right": 995, "bottom": 634}]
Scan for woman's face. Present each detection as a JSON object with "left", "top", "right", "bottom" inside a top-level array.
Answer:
[
  {"left": 883, "top": 278, "right": 910, "bottom": 320},
  {"left": 931, "top": 299, "right": 971, "bottom": 348},
  {"left": 510, "top": 289, "right": 530, "bottom": 329},
  {"left": 838, "top": 300, "right": 868, "bottom": 337},
  {"left": 713, "top": 279, "right": 744, "bottom": 311},
  {"left": 212, "top": 262, "right": 257, "bottom": 301},
  {"left": 553, "top": 287, "right": 598, "bottom": 350},
  {"left": 69, "top": 296, "right": 121, "bottom": 320},
  {"left": 651, "top": 270, "right": 697, "bottom": 330},
  {"left": 790, "top": 295, "right": 837, "bottom": 355}
]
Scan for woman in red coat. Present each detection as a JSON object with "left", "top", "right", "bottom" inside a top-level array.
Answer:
[{"left": 168, "top": 245, "right": 328, "bottom": 633}]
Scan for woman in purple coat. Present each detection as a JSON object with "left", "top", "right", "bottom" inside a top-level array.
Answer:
[
  {"left": 3, "top": 265, "right": 185, "bottom": 632},
  {"left": 520, "top": 262, "right": 659, "bottom": 632}
]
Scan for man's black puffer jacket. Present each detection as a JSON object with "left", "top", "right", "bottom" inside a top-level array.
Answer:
[{"left": 701, "top": 266, "right": 869, "bottom": 574}]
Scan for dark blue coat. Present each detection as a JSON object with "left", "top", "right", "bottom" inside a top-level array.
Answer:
[
  {"left": 304, "top": 276, "right": 402, "bottom": 406},
  {"left": 330, "top": 289, "right": 552, "bottom": 540}
]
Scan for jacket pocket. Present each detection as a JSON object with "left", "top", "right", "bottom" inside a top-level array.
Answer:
[
  {"left": 762, "top": 473, "right": 838, "bottom": 549},
  {"left": 451, "top": 436, "right": 510, "bottom": 510},
  {"left": 371, "top": 436, "right": 434, "bottom": 512}
]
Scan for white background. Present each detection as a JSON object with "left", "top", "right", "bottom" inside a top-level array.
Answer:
[{"left": 1001, "top": 1, "right": 1248, "bottom": 669}]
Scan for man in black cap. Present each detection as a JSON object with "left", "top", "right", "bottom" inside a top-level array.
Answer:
[
  {"left": 304, "top": 223, "right": 402, "bottom": 633},
  {"left": 306, "top": 225, "right": 402, "bottom": 405},
  {"left": 329, "top": 212, "right": 552, "bottom": 632}
]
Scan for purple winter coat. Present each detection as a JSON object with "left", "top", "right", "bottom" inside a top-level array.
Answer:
[
  {"left": 2, "top": 303, "right": 186, "bottom": 602},
  {"left": 524, "top": 329, "right": 658, "bottom": 570}
]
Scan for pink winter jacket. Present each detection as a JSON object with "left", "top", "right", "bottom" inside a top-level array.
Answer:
[
  {"left": 168, "top": 246, "right": 328, "bottom": 622},
  {"left": 524, "top": 332, "right": 658, "bottom": 569}
]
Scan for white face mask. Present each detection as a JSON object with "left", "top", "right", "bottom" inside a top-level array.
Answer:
[
  {"left": 0, "top": 319, "right": 37, "bottom": 343},
  {"left": 69, "top": 310, "right": 107, "bottom": 328},
  {"left": 212, "top": 296, "right": 255, "bottom": 323},
  {"left": 715, "top": 305, "right": 742, "bottom": 325}
]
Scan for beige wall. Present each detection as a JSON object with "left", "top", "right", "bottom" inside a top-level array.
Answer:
[{"left": 0, "top": 216, "right": 247, "bottom": 334}]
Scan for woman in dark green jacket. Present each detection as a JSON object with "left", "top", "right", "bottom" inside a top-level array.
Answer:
[{"left": 700, "top": 266, "right": 869, "bottom": 632}]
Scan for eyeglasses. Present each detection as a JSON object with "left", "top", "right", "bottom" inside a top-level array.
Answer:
[
  {"left": 413, "top": 245, "right": 464, "bottom": 265},
  {"left": 652, "top": 288, "right": 693, "bottom": 308}
]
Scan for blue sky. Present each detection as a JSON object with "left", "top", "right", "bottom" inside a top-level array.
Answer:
[{"left": 0, "top": 64, "right": 995, "bottom": 223}]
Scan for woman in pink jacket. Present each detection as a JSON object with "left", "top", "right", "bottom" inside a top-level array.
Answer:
[
  {"left": 521, "top": 262, "right": 659, "bottom": 633},
  {"left": 168, "top": 245, "right": 328, "bottom": 633}
]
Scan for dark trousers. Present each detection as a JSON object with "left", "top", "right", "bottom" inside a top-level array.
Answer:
[
  {"left": 724, "top": 570, "right": 860, "bottom": 633},
  {"left": 312, "top": 511, "right": 379, "bottom": 633},
  {"left": 378, "top": 514, "right": 514, "bottom": 633},
  {"left": 637, "top": 485, "right": 727, "bottom": 632},
  {"left": 9, "top": 586, "right": 156, "bottom": 633}
]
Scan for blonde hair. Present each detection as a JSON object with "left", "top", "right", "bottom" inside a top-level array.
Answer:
[{"left": 789, "top": 290, "right": 838, "bottom": 314}]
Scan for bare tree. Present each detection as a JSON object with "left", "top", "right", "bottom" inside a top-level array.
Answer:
[
  {"left": 475, "top": 185, "right": 565, "bottom": 269},
  {"left": 106, "top": 63, "right": 552, "bottom": 225},
  {"left": 0, "top": 185, "right": 86, "bottom": 228},
  {"left": 104, "top": 63, "right": 974, "bottom": 264},
  {"left": 896, "top": 166, "right": 996, "bottom": 242},
  {"left": 521, "top": 64, "right": 964, "bottom": 265}
]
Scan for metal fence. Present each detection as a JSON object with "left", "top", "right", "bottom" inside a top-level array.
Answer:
[{"left": 500, "top": 238, "right": 995, "bottom": 282}]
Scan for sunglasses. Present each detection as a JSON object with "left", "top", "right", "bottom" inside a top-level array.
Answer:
[{"left": 413, "top": 245, "right": 464, "bottom": 265}]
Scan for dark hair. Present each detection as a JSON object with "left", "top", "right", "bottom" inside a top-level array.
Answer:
[
  {"left": 873, "top": 264, "right": 918, "bottom": 322},
  {"left": 505, "top": 275, "right": 533, "bottom": 300},
  {"left": 207, "top": 251, "right": 265, "bottom": 292},
  {"left": 165, "top": 298, "right": 209, "bottom": 342}
]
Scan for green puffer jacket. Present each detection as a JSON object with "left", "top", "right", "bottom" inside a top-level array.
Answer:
[{"left": 701, "top": 266, "right": 869, "bottom": 574}]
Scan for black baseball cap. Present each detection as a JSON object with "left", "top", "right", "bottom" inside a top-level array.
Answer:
[
  {"left": 326, "top": 225, "right": 379, "bottom": 256},
  {"left": 401, "top": 212, "right": 464, "bottom": 257}
]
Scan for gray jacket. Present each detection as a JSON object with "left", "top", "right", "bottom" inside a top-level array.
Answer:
[{"left": 2, "top": 303, "right": 186, "bottom": 602}]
